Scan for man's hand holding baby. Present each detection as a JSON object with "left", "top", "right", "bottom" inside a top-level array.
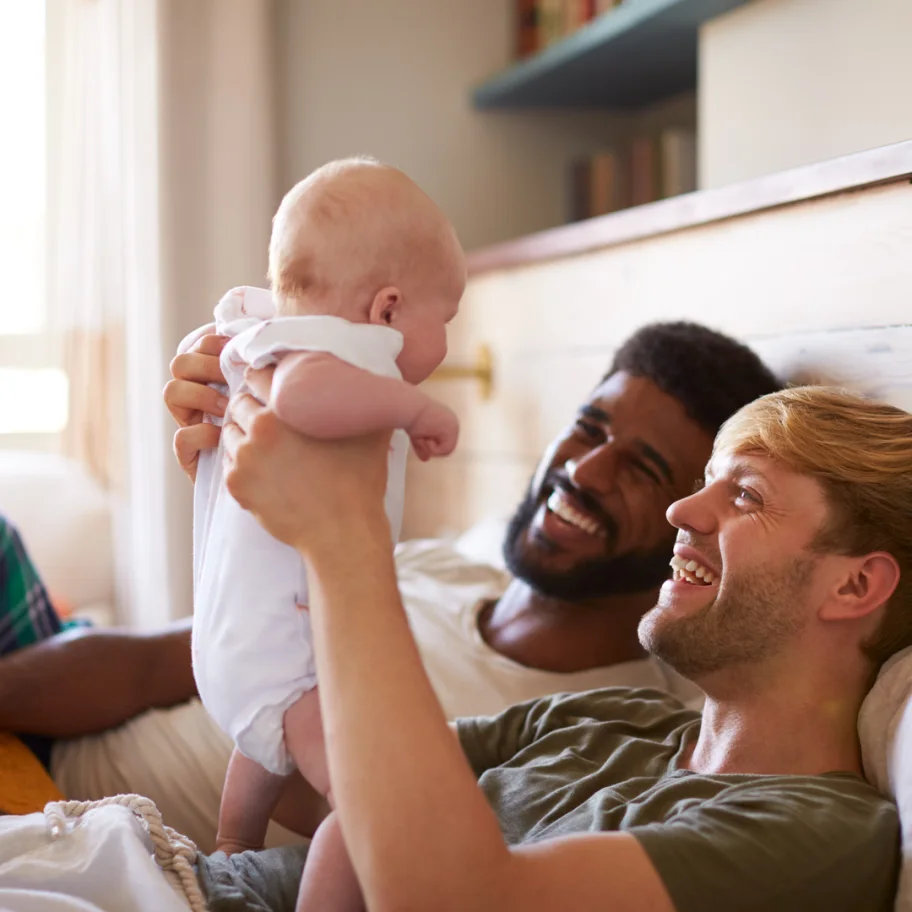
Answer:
[{"left": 223, "top": 389, "right": 393, "bottom": 559}]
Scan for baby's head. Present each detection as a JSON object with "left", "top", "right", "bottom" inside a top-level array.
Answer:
[{"left": 268, "top": 157, "right": 466, "bottom": 384}]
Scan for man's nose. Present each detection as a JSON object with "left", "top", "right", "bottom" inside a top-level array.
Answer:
[
  {"left": 667, "top": 486, "right": 716, "bottom": 536},
  {"left": 567, "top": 442, "right": 620, "bottom": 495}
]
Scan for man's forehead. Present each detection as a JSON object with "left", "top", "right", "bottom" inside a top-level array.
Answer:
[
  {"left": 590, "top": 371, "right": 691, "bottom": 424},
  {"left": 588, "top": 373, "right": 710, "bottom": 441}
]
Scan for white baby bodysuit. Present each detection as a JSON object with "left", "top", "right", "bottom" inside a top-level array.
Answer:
[{"left": 192, "top": 286, "right": 409, "bottom": 775}]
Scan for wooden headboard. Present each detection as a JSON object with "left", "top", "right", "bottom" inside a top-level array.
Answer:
[{"left": 402, "top": 142, "right": 912, "bottom": 539}]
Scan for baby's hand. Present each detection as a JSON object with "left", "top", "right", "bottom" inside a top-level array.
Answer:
[{"left": 408, "top": 401, "right": 459, "bottom": 462}]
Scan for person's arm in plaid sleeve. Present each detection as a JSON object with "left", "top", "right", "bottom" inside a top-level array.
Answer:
[
  {"left": 0, "top": 514, "right": 197, "bottom": 737},
  {"left": 0, "top": 517, "right": 62, "bottom": 655}
]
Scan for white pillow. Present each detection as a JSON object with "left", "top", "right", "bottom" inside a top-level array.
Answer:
[
  {"left": 452, "top": 516, "right": 509, "bottom": 571},
  {"left": 859, "top": 645, "right": 912, "bottom": 911},
  {"left": 0, "top": 452, "right": 114, "bottom": 610}
]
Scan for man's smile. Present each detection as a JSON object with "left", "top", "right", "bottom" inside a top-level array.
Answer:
[{"left": 545, "top": 487, "right": 608, "bottom": 539}]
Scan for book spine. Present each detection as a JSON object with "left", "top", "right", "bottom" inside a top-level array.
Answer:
[
  {"left": 589, "top": 150, "right": 622, "bottom": 217},
  {"left": 539, "top": 0, "right": 564, "bottom": 47},
  {"left": 659, "top": 128, "right": 697, "bottom": 198},
  {"left": 517, "top": 0, "right": 540, "bottom": 58},
  {"left": 629, "top": 136, "right": 659, "bottom": 207},
  {"left": 567, "top": 157, "right": 592, "bottom": 223},
  {"left": 562, "top": 0, "right": 594, "bottom": 34}
]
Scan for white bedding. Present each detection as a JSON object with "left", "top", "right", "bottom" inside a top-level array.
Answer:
[
  {"left": 859, "top": 645, "right": 912, "bottom": 912},
  {"left": 0, "top": 805, "right": 188, "bottom": 912}
]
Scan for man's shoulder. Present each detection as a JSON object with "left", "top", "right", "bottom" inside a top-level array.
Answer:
[
  {"left": 635, "top": 770, "right": 899, "bottom": 912},
  {"left": 521, "top": 686, "right": 698, "bottom": 732},
  {"left": 710, "top": 769, "right": 899, "bottom": 829}
]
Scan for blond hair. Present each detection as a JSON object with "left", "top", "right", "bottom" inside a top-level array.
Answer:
[
  {"left": 268, "top": 157, "right": 463, "bottom": 314},
  {"left": 715, "top": 386, "right": 912, "bottom": 669}
]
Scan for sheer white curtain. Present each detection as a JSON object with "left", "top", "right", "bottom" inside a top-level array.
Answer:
[{"left": 47, "top": 0, "right": 277, "bottom": 627}]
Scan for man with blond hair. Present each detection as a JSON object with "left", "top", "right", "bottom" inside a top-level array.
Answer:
[{"left": 202, "top": 384, "right": 910, "bottom": 911}]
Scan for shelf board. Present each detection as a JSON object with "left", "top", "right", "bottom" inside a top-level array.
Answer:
[
  {"left": 473, "top": 0, "right": 752, "bottom": 109},
  {"left": 466, "top": 141, "right": 912, "bottom": 275}
]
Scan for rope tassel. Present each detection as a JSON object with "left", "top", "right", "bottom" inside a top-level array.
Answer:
[{"left": 44, "top": 793, "right": 207, "bottom": 911}]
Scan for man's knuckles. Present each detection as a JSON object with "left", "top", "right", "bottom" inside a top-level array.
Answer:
[
  {"left": 193, "top": 333, "right": 227, "bottom": 356},
  {"left": 247, "top": 409, "right": 280, "bottom": 444},
  {"left": 169, "top": 352, "right": 194, "bottom": 381}
]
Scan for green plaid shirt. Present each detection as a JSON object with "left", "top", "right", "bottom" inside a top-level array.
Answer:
[{"left": 0, "top": 516, "right": 62, "bottom": 656}]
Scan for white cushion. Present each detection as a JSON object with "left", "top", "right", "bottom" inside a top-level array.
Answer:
[
  {"left": 859, "top": 645, "right": 912, "bottom": 911},
  {"left": 0, "top": 452, "right": 114, "bottom": 610},
  {"left": 452, "top": 516, "right": 509, "bottom": 571}
]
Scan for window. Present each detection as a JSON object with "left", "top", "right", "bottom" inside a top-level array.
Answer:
[{"left": 0, "top": 2, "right": 68, "bottom": 441}]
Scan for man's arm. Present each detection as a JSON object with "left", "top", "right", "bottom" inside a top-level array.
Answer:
[
  {"left": 222, "top": 397, "right": 674, "bottom": 912},
  {"left": 0, "top": 619, "right": 197, "bottom": 737}
]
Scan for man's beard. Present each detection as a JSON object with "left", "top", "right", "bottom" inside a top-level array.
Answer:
[
  {"left": 502, "top": 488, "right": 674, "bottom": 601},
  {"left": 638, "top": 553, "right": 815, "bottom": 679}
]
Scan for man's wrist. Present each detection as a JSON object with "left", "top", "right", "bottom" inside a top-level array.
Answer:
[{"left": 293, "top": 505, "right": 392, "bottom": 568}]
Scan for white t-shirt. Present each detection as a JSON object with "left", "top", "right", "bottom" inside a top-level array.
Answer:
[{"left": 52, "top": 539, "right": 681, "bottom": 853}]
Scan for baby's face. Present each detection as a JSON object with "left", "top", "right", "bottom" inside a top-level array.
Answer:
[{"left": 395, "top": 293, "right": 460, "bottom": 384}]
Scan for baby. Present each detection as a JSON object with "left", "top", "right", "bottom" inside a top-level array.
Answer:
[{"left": 192, "top": 157, "right": 465, "bottom": 911}]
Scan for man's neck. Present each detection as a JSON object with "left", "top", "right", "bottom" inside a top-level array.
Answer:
[
  {"left": 683, "top": 660, "right": 867, "bottom": 778},
  {"left": 476, "top": 578, "right": 656, "bottom": 673}
]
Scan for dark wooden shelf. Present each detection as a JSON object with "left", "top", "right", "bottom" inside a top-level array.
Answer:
[
  {"left": 466, "top": 141, "right": 912, "bottom": 275},
  {"left": 473, "top": 0, "right": 752, "bottom": 109}
]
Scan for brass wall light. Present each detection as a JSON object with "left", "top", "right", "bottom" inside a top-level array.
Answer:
[{"left": 429, "top": 343, "right": 494, "bottom": 400}]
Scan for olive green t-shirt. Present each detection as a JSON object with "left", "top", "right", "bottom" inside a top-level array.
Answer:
[{"left": 456, "top": 687, "right": 900, "bottom": 912}]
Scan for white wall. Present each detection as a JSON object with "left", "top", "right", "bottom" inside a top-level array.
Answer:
[
  {"left": 275, "top": 0, "right": 630, "bottom": 250},
  {"left": 699, "top": 0, "right": 912, "bottom": 189}
]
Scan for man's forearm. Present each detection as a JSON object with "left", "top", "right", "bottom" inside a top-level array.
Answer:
[
  {"left": 304, "top": 520, "right": 510, "bottom": 912},
  {"left": 0, "top": 618, "right": 197, "bottom": 737}
]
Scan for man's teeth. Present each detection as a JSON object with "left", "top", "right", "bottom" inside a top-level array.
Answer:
[
  {"left": 669, "top": 554, "right": 716, "bottom": 586},
  {"left": 547, "top": 490, "right": 606, "bottom": 538}
]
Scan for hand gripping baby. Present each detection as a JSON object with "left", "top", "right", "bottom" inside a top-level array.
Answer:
[{"left": 191, "top": 158, "right": 465, "bottom": 911}]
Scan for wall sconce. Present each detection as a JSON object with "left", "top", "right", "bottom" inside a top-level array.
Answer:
[{"left": 429, "top": 343, "right": 494, "bottom": 400}]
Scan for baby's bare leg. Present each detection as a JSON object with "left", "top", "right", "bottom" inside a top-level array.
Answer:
[
  {"left": 285, "top": 689, "right": 363, "bottom": 910},
  {"left": 284, "top": 687, "right": 330, "bottom": 798},
  {"left": 296, "top": 811, "right": 364, "bottom": 912},
  {"left": 217, "top": 747, "right": 287, "bottom": 855}
]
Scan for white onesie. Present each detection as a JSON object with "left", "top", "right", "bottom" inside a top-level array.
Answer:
[{"left": 192, "top": 286, "right": 409, "bottom": 775}]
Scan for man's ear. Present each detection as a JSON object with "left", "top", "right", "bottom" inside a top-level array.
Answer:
[
  {"left": 819, "top": 552, "right": 900, "bottom": 622},
  {"left": 368, "top": 287, "right": 402, "bottom": 327}
]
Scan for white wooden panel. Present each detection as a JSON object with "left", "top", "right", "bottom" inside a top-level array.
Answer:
[
  {"left": 402, "top": 178, "right": 912, "bottom": 539},
  {"left": 750, "top": 325, "right": 912, "bottom": 412}
]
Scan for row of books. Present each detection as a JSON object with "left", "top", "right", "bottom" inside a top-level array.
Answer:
[
  {"left": 566, "top": 129, "right": 697, "bottom": 223},
  {"left": 517, "top": 0, "right": 624, "bottom": 58}
]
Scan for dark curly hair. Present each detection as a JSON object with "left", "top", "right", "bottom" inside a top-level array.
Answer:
[{"left": 606, "top": 322, "right": 781, "bottom": 436}]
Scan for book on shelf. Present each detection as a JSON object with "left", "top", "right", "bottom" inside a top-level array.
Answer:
[
  {"left": 566, "top": 128, "right": 697, "bottom": 223},
  {"left": 516, "top": 0, "right": 621, "bottom": 59},
  {"left": 659, "top": 128, "right": 698, "bottom": 197},
  {"left": 516, "top": 0, "right": 540, "bottom": 58},
  {"left": 538, "top": 0, "right": 565, "bottom": 48}
]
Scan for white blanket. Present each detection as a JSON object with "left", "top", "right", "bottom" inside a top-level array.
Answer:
[
  {"left": 0, "top": 804, "right": 189, "bottom": 912},
  {"left": 859, "top": 645, "right": 912, "bottom": 912}
]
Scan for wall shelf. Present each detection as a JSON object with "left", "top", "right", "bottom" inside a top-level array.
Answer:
[{"left": 473, "top": 0, "right": 751, "bottom": 110}]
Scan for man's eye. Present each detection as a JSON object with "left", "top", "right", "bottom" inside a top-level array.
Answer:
[
  {"left": 575, "top": 420, "right": 601, "bottom": 440},
  {"left": 633, "top": 460, "right": 661, "bottom": 485},
  {"left": 735, "top": 488, "right": 759, "bottom": 506}
]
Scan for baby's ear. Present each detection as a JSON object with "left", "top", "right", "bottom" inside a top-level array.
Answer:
[{"left": 368, "top": 286, "right": 402, "bottom": 327}]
